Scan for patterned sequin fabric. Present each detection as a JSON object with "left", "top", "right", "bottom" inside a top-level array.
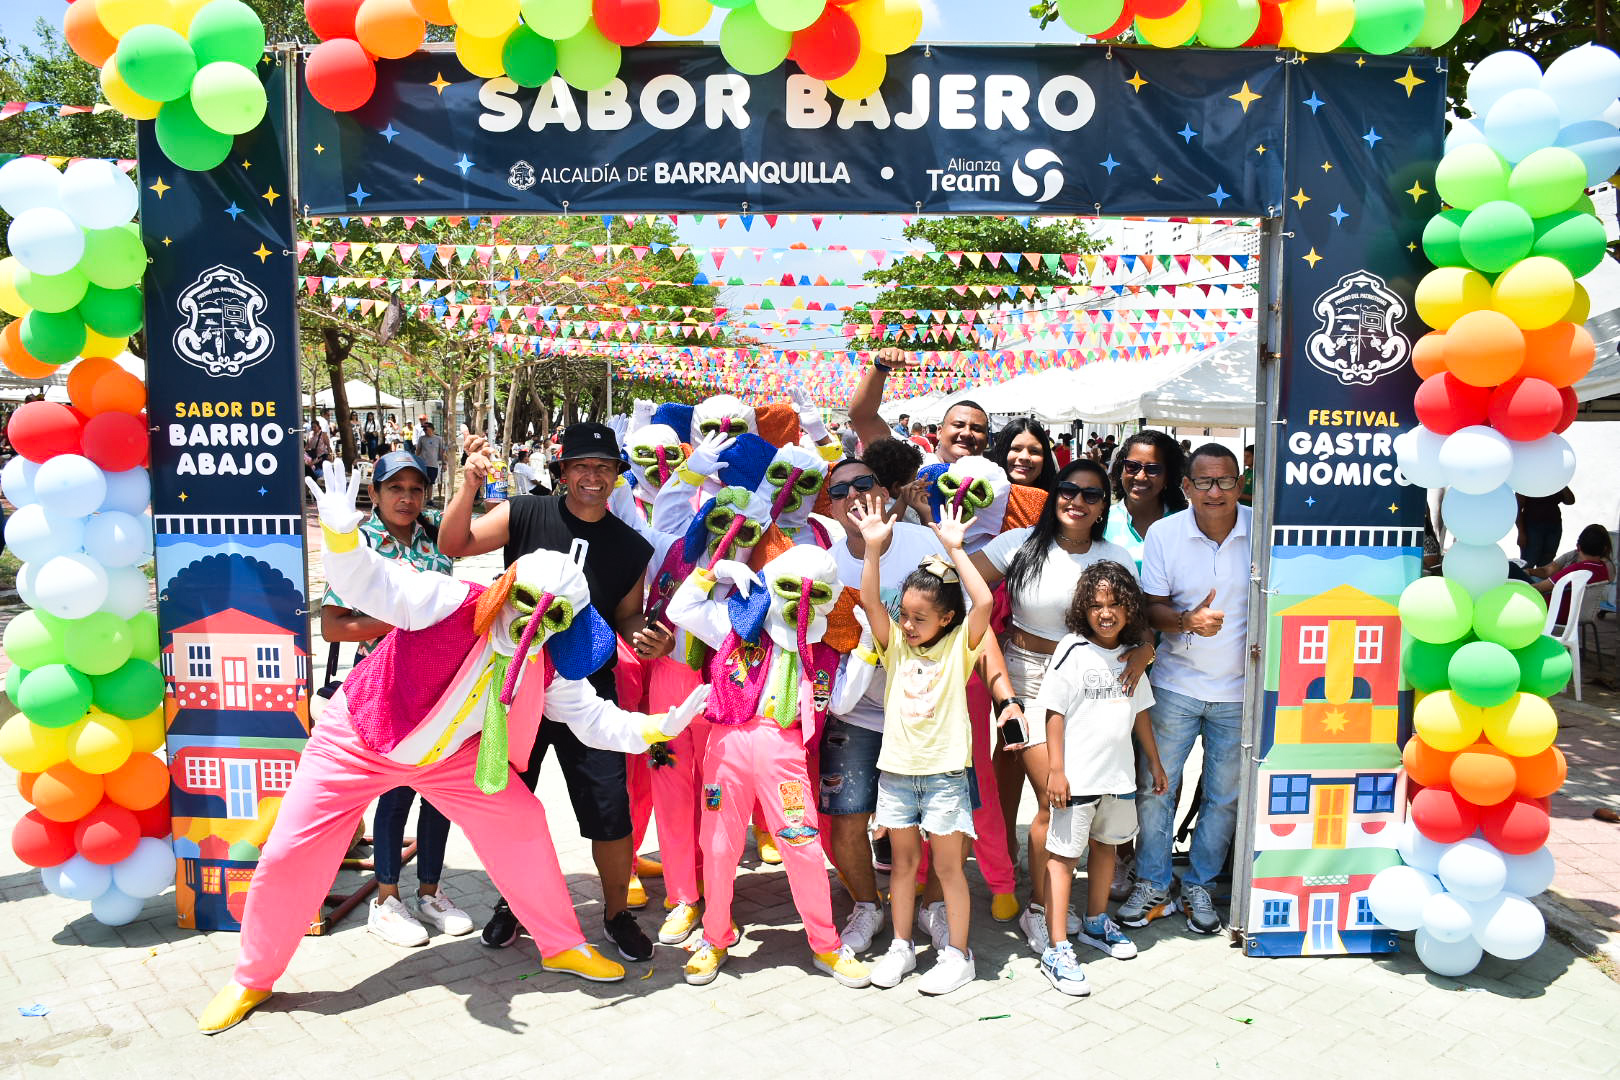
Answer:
[{"left": 343, "top": 583, "right": 484, "bottom": 754}]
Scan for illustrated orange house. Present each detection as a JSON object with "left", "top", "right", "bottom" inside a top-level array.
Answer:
[
  {"left": 1274, "top": 584, "right": 1402, "bottom": 746},
  {"left": 160, "top": 609, "right": 310, "bottom": 713}
]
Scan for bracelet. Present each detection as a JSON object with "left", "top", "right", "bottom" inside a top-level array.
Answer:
[
  {"left": 871, "top": 358, "right": 893, "bottom": 373},
  {"left": 1178, "top": 610, "right": 1188, "bottom": 633},
  {"left": 994, "top": 695, "right": 1025, "bottom": 718}
]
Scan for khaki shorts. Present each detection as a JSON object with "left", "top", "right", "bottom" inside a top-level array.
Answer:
[
  {"left": 1002, "top": 640, "right": 1052, "bottom": 747},
  {"left": 1046, "top": 793, "right": 1138, "bottom": 859}
]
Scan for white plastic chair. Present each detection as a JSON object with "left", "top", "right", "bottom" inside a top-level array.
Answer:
[{"left": 1544, "top": 570, "right": 1593, "bottom": 701}]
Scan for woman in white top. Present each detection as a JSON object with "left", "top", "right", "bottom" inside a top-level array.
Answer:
[{"left": 970, "top": 458, "right": 1153, "bottom": 942}]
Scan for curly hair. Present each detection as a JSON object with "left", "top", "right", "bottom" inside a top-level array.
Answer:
[
  {"left": 1065, "top": 560, "right": 1148, "bottom": 648},
  {"left": 1108, "top": 429, "right": 1188, "bottom": 514},
  {"left": 864, "top": 437, "right": 924, "bottom": 494}
]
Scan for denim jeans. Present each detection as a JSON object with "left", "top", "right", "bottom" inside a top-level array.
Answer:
[
  {"left": 1134, "top": 686, "right": 1243, "bottom": 892},
  {"left": 373, "top": 787, "right": 450, "bottom": 886}
]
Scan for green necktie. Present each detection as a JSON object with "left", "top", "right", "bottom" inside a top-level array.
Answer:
[{"left": 474, "top": 653, "right": 512, "bottom": 794}]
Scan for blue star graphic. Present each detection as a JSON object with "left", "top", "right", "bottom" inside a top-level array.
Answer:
[
  {"left": 1305, "top": 495, "right": 1316, "bottom": 508},
  {"left": 1303, "top": 93, "right": 1324, "bottom": 113},
  {"left": 1362, "top": 127, "right": 1382, "bottom": 148},
  {"left": 257, "top": 486, "right": 268, "bottom": 496},
  {"left": 454, "top": 154, "right": 475, "bottom": 175},
  {"left": 1209, "top": 185, "right": 1230, "bottom": 207},
  {"left": 349, "top": 184, "right": 370, "bottom": 205},
  {"left": 224, "top": 202, "right": 244, "bottom": 220},
  {"left": 1099, "top": 154, "right": 1120, "bottom": 174},
  {"left": 1177, "top": 123, "right": 1198, "bottom": 143},
  {"left": 1329, "top": 203, "right": 1349, "bottom": 225},
  {"left": 380, "top": 123, "right": 400, "bottom": 143}
]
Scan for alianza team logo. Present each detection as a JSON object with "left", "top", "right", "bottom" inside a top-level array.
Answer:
[
  {"left": 173, "top": 265, "right": 274, "bottom": 377},
  {"left": 1305, "top": 270, "right": 1412, "bottom": 387},
  {"left": 1011, "top": 148, "right": 1064, "bottom": 203},
  {"left": 508, "top": 160, "right": 536, "bottom": 190}
]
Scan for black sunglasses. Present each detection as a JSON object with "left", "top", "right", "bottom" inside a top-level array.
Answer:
[
  {"left": 1120, "top": 460, "right": 1165, "bottom": 477},
  {"left": 1189, "top": 476, "right": 1241, "bottom": 491},
  {"left": 829, "top": 474, "right": 878, "bottom": 499},
  {"left": 1056, "top": 481, "right": 1107, "bottom": 505}
]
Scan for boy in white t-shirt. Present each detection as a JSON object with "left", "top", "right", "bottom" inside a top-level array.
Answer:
[{"left": 1033, "top": 560, "right": 1167, "bottom": 997}]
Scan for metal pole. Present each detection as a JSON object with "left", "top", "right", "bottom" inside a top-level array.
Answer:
[
  {"left": 604, "top": 215, "right": 614, "bottom": 416},
  {"left": 486, "top": 214, "right": 497, "bottom": 448}
]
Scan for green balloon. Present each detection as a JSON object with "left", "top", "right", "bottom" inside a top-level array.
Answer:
[
  {"left": 1458, "top": 200, "right": 1536, "bottom": 273},
  {"left": 757, "top": 0, "right": 826, "bottom": 32},
  {"left": 14, "top": 266, "right": 89, "bottom": 314},
  {"left": 1197, "top": 0, "right": 1260, "bottom": 46},
  {"left": 1471, "top": 581, "right": 1546, "bottom": 651},
  {"left": 187, "top": 0, "right": 267, "bottom": 67},
  {"left": 1399, "top": 576, "right": 1474, "bottom": 645},
  {"left": 77, "top": 284, "right": 144, "bottom": 338},
  {"left": 1531, "top": 209, "right": 1607, "bottom": 278},
  {"left": 1411, "top": 0, "right": 1463, "bottom": 47},
  {"left": 720, "top": 5, "right": 792, "bottom": 76},
  {"left": 555, "top": 21, "right": 622, "bottom": 92},
  {"left": 156, "top": 94, "right": 234, "bottom": 173},
  {"left": 90, "top": 658, "right": 166, "bottom": 720},
  {"left": 17, "top": 664, "right": 95, "bottom": 729},
  {"left": 80, "top": 224, "right": 147, "bottom": 291},
  {"left": 1513, "top": 633, "right": 1573, "bottom": 697},
  {"left": 1059, "top": 0, "right": 1127, "bottom": 34},
  {"left": 129, "top": 611, "right": 160, "bottom": 663},
  {"left": 1447, "top": 640, "right": 1521, "bottom": 708},
  {"left": 1507, "top": 147, "right": 1587, "bottom": 218},
  {"left": 1350, "top": 0, "right": 1425, "bottom": 53},
  {"left": 115, "top": 24, "right": 198, "bottom": 103},
  {"left": 1434, "top": 143, "right": 1511, "bottom": 211},
  {"left": 63, "top": 613, "right": 135, "bottom": 676},
  {"left": 502, "top": 24, "right": 558, "bottom": 88},
  {"left": 1403, "top": 635, "right": 1466, "bottom": 693},
  {"left": 5, "top": 665, "right": 29, "bottom": 710},
  {"left": 20, "top": 308, "right": 87, "bottom": 364},
  {"left": 190, "top": 60, "right": 267, "bottom": 136},
  {"left": 519, "top": 0, "right": 591, "bottom": 38},
  {"left": 1421, "top": 209, "right": 1469, "bottom": 268},
  {"left": 3, "top": 611, "right": 69, "bottom": 670}
]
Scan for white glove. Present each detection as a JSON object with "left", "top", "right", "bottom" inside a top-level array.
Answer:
[
  {"left": 608, "top": 478, "right": 639, "bottom": 521},
  {"left": 659, "top": 683, "right": 711, "bottom": 738},
  {"left": 791, "top": 386, "right": 830, "bottom": 443},
  {"left": 684, "top": 430, "right": 735, "bottom": 478},
  {"left": 303, "top": 459, "right": 364, "bottom": 535},
  {"left": 852, "top": 604, "right": 874, "bottom": 650},
  {"left": 710, "top": 559, "right": 756, "bottom": 598},
  {"left": 631, "top": 398, "right": 656, "bottom": 429}
]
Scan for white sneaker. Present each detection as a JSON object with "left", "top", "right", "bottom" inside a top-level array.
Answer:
[
  {"left": 1018, "top": 905, "right": 1050, "bottom": 956},
  {"left": 916, "top": 901, "right": 950, "bottom": 950},
  {"left": 368, "top": 895, "right": 429, "bottom": 947},
  {"left": 841, "top": 901, "right": 885, "bottom": 953},
  {"left": 415, "top": 890, "right": 475, "bottom": 936},
  {"left": 917, "top": 945, "right": 975, "bottom": 995},
  {"left": 1065, "top": 906, "right": 1081, "bottom": 935},
  {"left": 870, "top": 938, "right": 917, "bottom": 989}
]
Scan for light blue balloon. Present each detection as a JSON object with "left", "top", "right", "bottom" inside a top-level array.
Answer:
[
  {"left": 98, "top": 467, "right": 152, "bottom": 516},
  {"left": 1484, "top": 88, "right": 1563, "bottom": 163},
  {"left": 1466, "top": 49, "right": 1543, "bottom": 119},
  {"left": 91, "top": 885, "right": 146, "bottom": 926},
  {"left": 3, "top": 503, "right": 87, "bottom": 564},
  {"left": 1445, "top": 116, "right": 1488, "bottom": 155},
  {"left": 1442, "top": 483, "right": 1519, "bottom": 545},
  {"left": 1438, "top": 424, "right": 1514, "bottom": 495},
  {"left": 1542, "top": 43, "right": 1620, "bottom": 124},
  {"left": 1415, "top": 926, "right": 1483, "bottom": 976},
  {"left": 1, "top": 455, "right": 39, "bottom": 508},
  {"left": 1554, "top": 119, "right": 1620, "bottom": 185},
  {"left": 111, "top": 837, "right": 175, "bottom": 899},
  {"left": 42, "top": 854, "right": 113, "bottom": 901},
  {"left": 1421, "top": 890, "right": 1476, "bottom": 943},
  {"left": 1442, "top": 541, "right": 1508, "bottom": 597},
  {"left": 7, "top": 207, "right": 84, "bottom": 276},
  {"left": 33, "top": 454, "right": 107, "bottom": 519},
  {"left": 84, "top": 511, "right": 149, "bottom": 569}
]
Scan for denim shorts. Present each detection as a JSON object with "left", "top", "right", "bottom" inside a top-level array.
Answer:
[
  {"left": 1046, "top": 793, "right": 1138, "bottom": 859},
  {"left": 818, "top": 717, "right": 883, "bottom": 815},
  {"left": 875, "top": 769, "right": 978, "bottom": 838}
]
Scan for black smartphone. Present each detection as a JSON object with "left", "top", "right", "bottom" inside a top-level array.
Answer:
[{"left": 1001, "top": 713, "right": 1028, "bottom": 747}]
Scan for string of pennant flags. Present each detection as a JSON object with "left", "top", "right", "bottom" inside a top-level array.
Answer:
[
  {"left": 304, "top": 273, "right": 1257, "bottom": 298},
  {"left": 0, "top": 152, "right": 136, "bottom": 172},
  {"left": 304, "top": 212, "right": 1259, "bottom": 232},
  {"left": 0, "top": 101, "right": 124, "bottom": 122}
]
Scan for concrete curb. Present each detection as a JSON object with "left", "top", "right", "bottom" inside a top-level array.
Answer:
[{"left": 1535, "top": 890, "right": 1620, "bottom": 969}]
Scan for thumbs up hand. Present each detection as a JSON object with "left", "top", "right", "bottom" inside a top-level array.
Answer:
[{"left": 1185, "top": 588, "right": 1225, "bottom": 637}]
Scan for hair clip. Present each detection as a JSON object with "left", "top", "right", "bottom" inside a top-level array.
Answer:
[{"left": 919, "top": 555, "right": 960, "bottom": 584}]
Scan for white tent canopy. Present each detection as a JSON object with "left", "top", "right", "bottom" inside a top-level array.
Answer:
[
  {"left": 306, "top": 380, "right": 406, "bottom": 410},
  {"left": 1139, "top": 324, "right": 1260, "bottom": 427},
  {"left": 0, "top": 351, "right": 145, "bottom": 402}
]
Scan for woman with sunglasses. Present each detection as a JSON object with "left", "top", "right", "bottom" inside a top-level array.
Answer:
[
  {"left": 1104, "top": 431, "right": 1187, "bottom": 572},
  {"left": 969, "top": 459, "right": 1152, "bottom": 954}
]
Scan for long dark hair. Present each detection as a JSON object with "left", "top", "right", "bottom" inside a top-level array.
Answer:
[
  {"left": 899, "top": 563, "right": 966, "bottom": 642},
  {"left": 1066, "top": 560, "right": 1148, "bottom": 648},
  {"left": 1109, "top": 429, "right": 1188, "bottom": 514},
  {"left": 988, "top": 417, "right": 1058, "bottom": 493},
  {"left": 1004, "top": 459, "right": 1111, "bottom": 601}
]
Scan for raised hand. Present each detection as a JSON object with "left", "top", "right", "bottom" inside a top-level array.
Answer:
[
  {"left": 659, "top": 683, "right": 712, "bottom": 738},
  {"left": 849, "top": 491, "right": 893, "bottom": 547},
  {"left": 1186, "top": 588, "right": 1224, "bottom": 637},
  {"left": 710, "top": 559, "right": 757, "bottom": 598},
  {"left": 931, "top": 501, "right": 969, "bottom": 551},
  {"left": 685, "top": 430, "right": 735, "bottom": 478},
  {"left": 790, "top": 386, "right": 830, "bottom": 442},
  {"left": 303, "top": 459, "right": 364, "bottom": 535},
  {"left": 632, "top": 619, "right": 675, "bottom": 661},
  {"left": 874, "top": 346, "right": 925, "bottom": 370}
]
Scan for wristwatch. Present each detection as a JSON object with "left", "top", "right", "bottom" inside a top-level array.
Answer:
[
  {"left": 994, "top": 695, "right": 1025, "bottom": 718},
  {"left": 871, "top": 356, "right": 894, "bottom": 373}
]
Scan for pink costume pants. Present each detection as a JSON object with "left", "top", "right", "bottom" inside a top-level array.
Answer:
[
  {"left": 699, "top": 718, "right": 839, "bottom": 955},
  {"left": 643, "top": 657, "right": 707, "bottom": 906},
  {"left": 967, "top": 674, "right": 1017, "bottom": 894},
  {"left": 233, "top": 707, "right": 584, "bottom": 991}
]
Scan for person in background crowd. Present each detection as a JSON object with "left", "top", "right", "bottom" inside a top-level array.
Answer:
[
  {"left": 1517, "top": 487, "right": 1576, "bottom": 569},
  {"left": 1101, "top": 435, "right": 1117, "bottom": 465},
  {"left": 909, "top": 423, "right": 934, "bottom": 454},
  {"left": 925, "top": 424, "right": 939, "bottom": 450},
  {"left": 363, "top": 413, "right": 379, "bottom": 458},
  {"left": 304, "top": 415, "right": 332, "bottom": 482},
  {"left": 510, "top": 449, "right": 537, "bottom": 496},
  {"left": 834, "top": 420, "right": 860, "bottom": 456},
  {"left": 416, "top": 421, "right": 446, "bottom": 501},
  {"left": 893, "top": 412, "right": 912, "bottom": 440},
  {"left": 987, "top": 417, "right": 1058, "bottom": 495},
  {"left": 385, "top": 413, "right": 403, "bottom": 452},
  {"left": 1179, "top": 438, "right": 1192, "bottom": 455},
  {"left": 1054, "top": 433, "right": 1074, "bottom": 468},
  {"left": 1532, "top": 523, "right": 1615, "bottom": 626},
  {"left": 1239, "top": 444, "right": 1255, "bottom": 507}
]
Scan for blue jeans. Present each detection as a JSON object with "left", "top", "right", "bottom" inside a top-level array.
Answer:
[
  {"left": 373, "top": 787, "right": 450, "bottom": 887},
  {"left": 818, "top": 717, "right": 884, "bottom": 815},
  {"left": 1135, "top": 687, "right": 1243, "bottom": 892}
]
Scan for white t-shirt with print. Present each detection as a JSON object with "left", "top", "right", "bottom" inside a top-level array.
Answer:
[
  {"left": 980, "top": 527, "right": 1137, "bottom": 641},
  {"left": 830, "top": 522, "right": 944, "bottom": 732},
  {"left": 1034, "top": 636, "right": 1156, "bottom": 796}
]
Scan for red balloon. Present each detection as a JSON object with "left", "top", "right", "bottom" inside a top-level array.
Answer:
[
  {"left": 133, "top": 799, "right": 172, "bottom": 839},
  {"left": 11, "top": 809, "right": 77, "bottom": 869},
  {"left": 1094, "top": 2, "right": 1137, "bottom": 38},
  {"left": 74, "top": 799, "right": 140, "bottom": 865},
  {"left": 793, "top": 4, "right": 860, "bottom": 81},
  {"left": 307, "top": 37, "right": 377, "bottom": 113},
  {"left": 1243, "top": 1, "right": 1283, "bottom": 45},
  {"left": 1134, "top": 0, "right": 1184, "bottom": 17},
  {"left": 80, "top": 409, "right": 149, "bottom": 471},
  {"left": 6, "top": 400, "right": 85, "bottom": 462},
  {"left": 1488, "top": 376, "right": 1563, "bottom": 442},
  {"left": 305, "top": 0, "right": 366, "bottom": 41},
  {"left": 1555, "top": 385, "right": 1579, "bottom": 433},
  {"left": 593, "top": 0, "right": 659, "bottom": 46},
  {"left": 1410, "top": 784, "right": 1480, "bottom": 843},
  {"left": 1480, "top": 794, "right": 1550, "bottom": 855},
  {"left": 1413, "top": 372, "right": 1491, "bottom": 436},
  {"left": 1462, "top": 0, "right": 1482, "bottom": 18}
]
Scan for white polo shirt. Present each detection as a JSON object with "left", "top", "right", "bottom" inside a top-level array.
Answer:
[{"left": 1139, "top": 504, "right": 1252, "bottom": 704}]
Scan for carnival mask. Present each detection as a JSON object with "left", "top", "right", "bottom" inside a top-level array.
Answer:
[
  {"left": 921, "top": 456, "right": 1010, "bottom": 546},
  {"left": 759, "top": 544, "right": 841, "bottom": 655},
  {"left": 481, "top": 549, "right": 615, "bottom": 683},
  {"left": 625, "top": 423, "right": 686, "bottom": 494},
  {"left": 694, "top": 393, "right": 757, "bottom": 438},
  {"left": 760, "top": 443, "right": 827, "bottom": 524},
  {"left": 683, "top": 486, "right": 773, "bottom": 565}
]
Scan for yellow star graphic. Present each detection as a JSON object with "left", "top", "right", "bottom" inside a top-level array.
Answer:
[
  {"left": 414, "top": 174, "right": 425, "bottom": 184},
  {"left": 1407, "top": 242, "right": 1418, "bottom": 252},
  {"left": 1405, "top": 179, "right": 1429, "bottom": 203},
  {"left": 252, "top": 244, "right": 273, "bottom": 262},
  {"left": 1229, "top": 81, "right": 1261, "bottom": 113},
  {"left": 149, "top": 177, "right": 170, "bottom": 198},
  {"left": 1302, "top": 248, "right": 1323, "bottom": 267},
  {"left": 177, "top": 491, "right": 188, "bottom": 502},
  {"left": 1395, "top": 66, "right": 1426, "bottom": 98},
  {"left": 1321, "top": 707, "right": 1349, "bottom": 733},
  {"left": 1152, "top": 173, "right": 1164, "bottom": 185},
  {"left": 1320, "top": 160, "right": 1333, "bottom": 173},
  {"left": 1290, "top": 188, "right": 1311, "bottom": 209},
  {"left": 1126, "top": 71, "right": 1148, "bottom": 93},
  {"left": 241, "top": 159, "right": 252, "bottom": 169},
  {"left": 1255, "top": 144, "right": 1267, "bottom": 155},
  {"left": 430, "top": 72, "right": 451, "bottom": 94},
  {"left": 313, "top": 143, "right": 326, "bottom": 154},
  {"left": 1388, "top": 502, "right": 1400, "bottom": 514},
  {"left": 161, "top": 236, "right": 172, "bottom": 246},
  {"left": 1355, "top": 56, "right": 1366, "bottom": 67},
  {"left": 263, "top": 185, "right": 281, "bottom": 205}
]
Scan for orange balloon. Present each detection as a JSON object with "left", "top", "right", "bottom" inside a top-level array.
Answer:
[
  {"left": 1512, "top": 743, "right": 1567, "bottom": 799},
  {"left": 1449, "top": 741, "right": 1517, "bottom": 806},
  {"left": 103, "top": 752, "right": 171, "bottom": 810},
  {"left": 85, "top": 367, "right": 147, "bottom": 416},
  {"left": 1444, "top": 309, "right": 1525, "bottom": 387},
  {"left": 1403, "top": 735, "right": 1457, "bottom": 788},
  {"left": 1, "top": 320, "right": 59, "bottom": 380},
  {"left": 410, "top": 0, "right": 454, "bottom": 23},
  {"left": 355, "top": 0, "right": 427, "bottom": 58},
  {"left": 29, "top": 762, "right": 106, "bottom": 823},
  {"left": 65, "top": 0, "right": 120, "bottom": 67},
  {"left": 18, "top": 771, "right": 39, "bottom": 802},
  {"left": 67, "top": 355, "right": 121, "bottom": 413},
  {"left": 1413, "top": 330, "right": 1447, "bottom": 379},
  {"left": 1519, "top": 322, "right": 1595, "bottom": 389}
]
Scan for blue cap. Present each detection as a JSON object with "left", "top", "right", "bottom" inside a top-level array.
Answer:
[{"left": 372, "top": 450, "right": 430, "bottom": 484}]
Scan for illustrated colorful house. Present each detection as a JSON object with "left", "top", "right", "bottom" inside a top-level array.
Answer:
[
  {"left": 1248, "top": 584, "right": 1405, "bottom": 956},
  {"left": 161, "top": 609, "right": 309, "bottom": 713},
  {"left": 169, "top": 745, "right": 300, "bottom": 821}
]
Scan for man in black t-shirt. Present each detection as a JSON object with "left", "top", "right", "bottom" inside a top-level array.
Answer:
[{"left": 441, "top": 423, "right": 672, "bottom": 964}]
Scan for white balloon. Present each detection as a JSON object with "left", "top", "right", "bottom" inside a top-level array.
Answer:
[
  {"left": 1541, "top": 43, "right": 1620, "bottom": 124},
  {"left": 111, "top": 837, "right": 175, "bottom": 899},
  {"left": 1367, "top": 864, "right": 1443, "bottom": 931},
  {"left": 58, "top": 159, "right": 140, "bottom": 231},
  {"left": 1502, "top": 846, "right": 1557, "bottom": 897},
  {"left": 1604, "top": 97, "right": 1620, "bottom": 127},
  {"left": 1437, "top": 837, "right": 1509, "bottom": 902},
  {"left": 33, "top": 454, "right": 107, "bottom": 519},
  {"left": 98, "top": 467, "right": 151, "bottom": 515},
  {"left": 1554, "top": 119, "right": 1620, "bottom": 186},
  {"left": 1395, "top": 819, "right": 1454, "bottom": 874},
  {"left": 7, "top": 206, "right": 85, "bottom": 276},
  {"left": 41, "top": 853, "right": 113, "bottom": 901},
  {"left": 1421, "top": 890, "right": 1477, "bottom": 943},
  {"left": 1415, "top": 926, "right": 1484, "bottom": 976},
  {"left": 1444, "top": 115, "right": 1488, "bottom": 154},
  {"left": 33, "top": 551, "right": 110, "bottom": 620},
  {"left": 91, "top": 885, "right": 146, "bottom": 927},
  {"left": 99, "top": 565, "right": 151, "bottom": 619},
  {"left": 1442, "top": 484, "right": 1519, "bottom": 545},
  {"left": 1442, "top": 542, "right": 1509, "bottom": 597},
  {"left": 1467, "top": 50, "right": 1545, "bottom": 120},
  {"left": 1, "top": 454, "right": 39, "bottom": 507},
  {"left": 1471, "top": 892, "right": 1545, "bottom": 959},
  {"left": 0, "top": 156, "right": 63, "bottom": 216},
  {"left": 1508, "top": 433, "right": 1577, "bottom": 497},
  {"left": 1439, "top": 425, "right": 1514, "bottom": 495},
  {"left": 1483, "top": 87, "right": 1563, "bottom": 162},
  {"left": 15, "top": 561, "right": 40, "bottom": 609},
  {"left": 3, "top": 503, "right": 87, "bottom": 563},
  {"left": 1395, "top": 425, "right": 1448, "bottom": 489},
  {"left": 84, "top": 511, "right": 150, "bottom": 568}
]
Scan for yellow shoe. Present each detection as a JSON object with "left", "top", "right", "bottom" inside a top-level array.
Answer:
[
  {"left": 813, "top": 945, "right": 872, "bottom": 988},
  {"left": 683, "top": 942, "right": 728, "bottom": 985},
  {"left": 198, "top": 983, "right": 272, "bottom": 1035},
  {"left": 659, "top": 901, "right": 701, "bottom": 945},
  {"left": 626, "top": 874, "right": 649, "bottom": 909},
  {"left": 755, "top": 826, "right": 783, "bottom": 865},
  {"left": 635, "top": 855, "right": 663, "bottom": 878},
  {"left": 990, "top": 892, "right": 1020, "bottom": 923},
  {"left": 541, "top": 943, "right": 625, "bottom": 983}
]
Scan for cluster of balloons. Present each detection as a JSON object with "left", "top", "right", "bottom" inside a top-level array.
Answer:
[
  {"left": 63, "top": 0, "right": 268, "bottom": 171},
  {"left": 305, "top": 0, "right": 923, "bottom": 113},
  {"left": 1054, "top": 0, "right": 1474, "bottom": 52},
  {"left": 0, "top": 158, "right": 144, "bottom": 381},
  {"left": 1, "top": 362, "right": 171, "bottom": 928}
]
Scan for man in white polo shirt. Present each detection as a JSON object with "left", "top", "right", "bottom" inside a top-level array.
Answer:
[{"left": 1121, "top": 443, "right": 1251, "bottom": 937}]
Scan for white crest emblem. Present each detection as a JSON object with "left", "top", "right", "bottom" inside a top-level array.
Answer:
[
  {"left": 1306, "top": 270, "right": 1411, "bottom": 387},
  {"left": 508, "top": 160, "right": 536, "bottom": 191},
  {"left": 173, "top": 264, "right": 274, "bottom": 377}
]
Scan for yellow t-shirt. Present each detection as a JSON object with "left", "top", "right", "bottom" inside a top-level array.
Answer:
[{"left": 877, "top": 622, "right": 988, "bottom": 776}]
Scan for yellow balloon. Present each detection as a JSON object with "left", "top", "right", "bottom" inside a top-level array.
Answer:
[
  {"left": 454, "top": 27, "right": 510, "bottom": 78},
  {"left": 849, "top": 0, "right": 923, "bottom": 55},
  {"left": 82, "top": 328, "right": 129, "bottom": 360},
  {"left": 101, "top": 58, "right": 163, "bottom": 121},
  {"left": 99, "top": 0, "right": 160, "bottom": 36},
  {"left": 1563, "top": 281, "right": 1590, "bottom": 324},
  {"left": 1137, "top": 0, "right": 1204, "bottom": 47},
  {"left": 660, "top": 0, "right": 714, "bottom": 36},
  {"left": 1415, "top": 266, "right": 1492, "bottom": 331},
  {"left": 1413, "top": 690, "right": 1485, "bottom": 753},
  {"left": 68, "top": 709, "right": 135, "bottom": 775},
  {"left": 172, "top": 0, "right": 215, "bottom": 32},
  {"left": 128, "top": 707, "right": 167, "bottom": 755},
  {"left": 827, "top": 49, "right": 887, "bottom": 101},
  {"left": 1492, "top": 256, "right": 1576, "bottom": 331},
  {"left": 448, "top": 0, "right": 518, "bottom": 38},
  {"left": 1282, "top": 0, "right": 1355, "bottom": 51},
  {"left": 0, "top": 712, "right": 73, "bottom": 774},
  {"left": 0, "top": 257, "right": 33, "bottom": 318},
  {"left": 1482, "top": 692, "right": 1557, "bottom": 756}
]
